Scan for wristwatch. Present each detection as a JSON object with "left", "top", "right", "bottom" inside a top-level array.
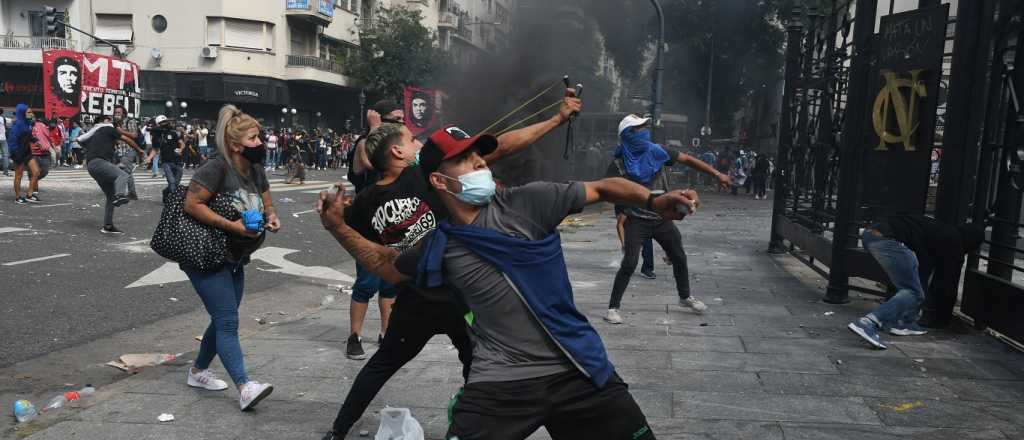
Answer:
[{"left": 645, "top": 193, "right": 658, "bottom": 211}]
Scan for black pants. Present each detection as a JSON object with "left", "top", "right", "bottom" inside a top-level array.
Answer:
[
  {"left": 752, "top": 174, "right": 767, "bottom": 198},
  {"left": 609, "top": 217, "right": 690, "bottom": 309},
  {"left": 447, "top": 371, "right": 655, "bottom": 440},
  {"left": 331, "top": 293, "right": 472, "bottom": 436}
]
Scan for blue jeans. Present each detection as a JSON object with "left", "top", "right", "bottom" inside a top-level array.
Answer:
[
  {"left": 151, "top": 153, "right": 160, "bottom": 176},
  {"left": 183, "top": 263, "right": 249, "bottom": 386},
  {"left": 0, "top": 140, "right": 8, "bottom": 173},
  {"left": 268, "top": 148, "right": 279, "bottom": 168},
  {"left": 641, "top": 238, "right": 654, "bottom": 274},
  {"left": 862, "top": 229, "right": 926, "bottom": 329},
  {"left": 161, "top": 161, "right": 183, "bottom": 198},
  {"left": 317, "top": 148, "right": 328, "bottom": 169},
  {"left": 351, "top": 263, "right": 398, "bottom": 303}
]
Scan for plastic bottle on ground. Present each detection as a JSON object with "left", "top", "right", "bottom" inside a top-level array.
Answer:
[
  {"left": 13, "top": 400, "right": 38, "bottom": 423},
  {"left": 42, "top": 385, "right": 95, "bottom": 412}
]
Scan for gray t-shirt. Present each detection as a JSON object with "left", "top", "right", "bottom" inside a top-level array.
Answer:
[{"left": 396, "top": 181, "right": 588, "bottom": 383}]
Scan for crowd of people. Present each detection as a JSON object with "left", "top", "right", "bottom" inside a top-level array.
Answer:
[{"left": 1, "top": 85, "right": 987, "bottom": 440}]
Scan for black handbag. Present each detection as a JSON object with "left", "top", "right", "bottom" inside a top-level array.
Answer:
[{"left": 150, "top": 185, "right": 240, "bottom": 271}]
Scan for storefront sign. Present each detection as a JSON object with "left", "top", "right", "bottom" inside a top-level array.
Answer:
[{"left": 43, "top": 49, "right": 142, "bottom": 120}]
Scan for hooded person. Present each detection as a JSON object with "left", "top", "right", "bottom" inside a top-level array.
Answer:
[
  {"left": 602, "top": 114, "right": 730, "bottom": 324},
  {"left": 8, "top": 104, "right": 43, "bottom": 204}
]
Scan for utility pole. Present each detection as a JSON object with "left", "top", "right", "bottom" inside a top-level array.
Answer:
[{"left": 649, "top": 0, "right": 665, "bottom": 134}]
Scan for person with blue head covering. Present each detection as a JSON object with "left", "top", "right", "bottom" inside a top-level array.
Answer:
[
  {"left": 7, "top": 104, "right": 43, "bottom": 204},
  {"left": 603, "top": 114, "right": 731, "bottom": 324}
]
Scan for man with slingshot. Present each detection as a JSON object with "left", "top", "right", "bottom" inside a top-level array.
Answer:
[{"left": 319, "top": 89, "right": 581, "bottom": 440}]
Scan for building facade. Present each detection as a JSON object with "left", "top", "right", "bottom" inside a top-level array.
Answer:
[{"left": 2, "top": 0, "right": 513, "bottom": 130}]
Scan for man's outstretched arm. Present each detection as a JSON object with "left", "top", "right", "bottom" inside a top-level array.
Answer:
[
  {"left": 675, "top": 152, "right": 730, "bottom": 189},
  {"left": 584, "top": 177, "right": 699, "bottom": 221},
  {"left": 482, "top": 89, "right": 582, "bottom": 164},
  {"left": 316, "top": 185, "right": 411, "bottom": 285}
]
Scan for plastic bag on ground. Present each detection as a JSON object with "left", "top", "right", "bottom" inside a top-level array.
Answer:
[{"left": 375, "top": 407, "right": 424, "bottom": 440}]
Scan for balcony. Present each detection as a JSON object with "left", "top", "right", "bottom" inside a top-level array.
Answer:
[
  {"left": 438, "top": 12, "right": 458, "bottom": 30},
  {"left": 0, "top": 35, "right": 79, "bottom": 64},
  {"left": 285, "top": 0, "right": 334, "bottom": 26},
  {"left": 285, "top": 54, "right": 352, "bottom": 87}
]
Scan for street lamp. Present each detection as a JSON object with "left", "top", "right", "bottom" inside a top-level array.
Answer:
[
  {"left": 179, "top": 101, "right": 188, "bottom": 120},
  {"left": 358, "top": 91, "right": 366, "bottom": 128},
  {"left": 649, "top": 0, "right": 665, "bottom": 134}
]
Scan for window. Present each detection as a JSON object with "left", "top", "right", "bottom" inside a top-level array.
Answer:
[
  {"left": 206, "top": 17, "right": 274, "bottom": 52},
  {"left": 95, "top": 14, "right": 133, "bottom": 44}
]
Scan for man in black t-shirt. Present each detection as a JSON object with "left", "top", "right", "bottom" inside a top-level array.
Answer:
[
  {"left": 321, "top": 90, "right": 582, "bottom": 440},
  {"left": 145, "top": 115, "right": 185, "bottom": 200},
  {"left": 82, "top": 115, "right": 146, "bottom": 234}
]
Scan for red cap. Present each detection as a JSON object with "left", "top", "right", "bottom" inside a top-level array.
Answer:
[{"left": 420, "top": 125, "right": 498, "bottom": 175}]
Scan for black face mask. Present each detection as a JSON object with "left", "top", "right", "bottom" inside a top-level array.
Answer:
[{"left": 241, "top": 145, "right": 266, "bottom": 165}]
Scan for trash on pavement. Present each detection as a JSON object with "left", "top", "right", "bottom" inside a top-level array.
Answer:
[
  {"left": 359, "top": 430, "right": 370, "bottom": 437},
  {"left": 169, "top": 297, "right": 178, "bottom": 302},
  {"left": 106, "top": 353, "right": 180, "bottom": 372},
  {"left": 157, "top": 413, "right": 175, "bottom": 422},
  {"left": 823, "top": 311, "right": 835, "bottom": 316},
  {"left": 42, "top": 385, "right": 93, "bottom": 412},
  {"left": 881, "top": 401, "right": 924, "bottom": 412},
  {"left": 12, "top": 400, "right": 38, "bottom": 423},
  {"left": 375, "top": 407, "right": 424, "bottom": 440}
]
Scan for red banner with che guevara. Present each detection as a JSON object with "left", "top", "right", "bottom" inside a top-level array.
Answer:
[{"left": 43, "top": 49, "right": 142, "bottom": 121}]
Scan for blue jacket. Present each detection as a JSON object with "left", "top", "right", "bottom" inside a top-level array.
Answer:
[{"left": 418, "top": 220, "right": 615, "bottom": 388}]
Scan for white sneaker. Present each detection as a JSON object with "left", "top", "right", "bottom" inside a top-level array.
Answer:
[
  {"left": 187, "top": 368, "right": 229, "bottom": 391},
  {"left": 604, "top": 308, "right": 623, "bottom": 324},
  {"left": 681, "top": 297, "right": 707, "bottom": 314},
  {"left": 239, "top": 381, "right": 274, "bottom": 411}
]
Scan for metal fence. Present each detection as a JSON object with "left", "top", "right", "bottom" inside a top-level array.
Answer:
[
  {"left": 286, "top": 54, "right": 346, "bottom": 75},
  {"left": 0, "top": 35, "right": 77, "bottom": 50}
]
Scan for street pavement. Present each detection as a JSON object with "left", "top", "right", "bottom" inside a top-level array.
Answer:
[{"left": 3, "top": 185, "right": 1024, "bottom": 439}]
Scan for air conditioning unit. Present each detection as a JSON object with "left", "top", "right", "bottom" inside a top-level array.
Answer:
[{"left": 201, "top": 46, "right": 218, "bottom": 59}]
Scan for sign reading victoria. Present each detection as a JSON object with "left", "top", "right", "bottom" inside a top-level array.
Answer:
[{"left": 862, "top": 4, "right": 949, "bottom": 216}]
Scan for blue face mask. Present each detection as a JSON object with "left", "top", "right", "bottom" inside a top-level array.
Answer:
[
  {"left": 409, "top": 151, "right": 420, "bottom": 167},
  {"left": 442, "top": 169, "right": 496, "bottom": 206}
]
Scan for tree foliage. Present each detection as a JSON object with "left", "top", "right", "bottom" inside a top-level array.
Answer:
[
  {"left": 594, "top": 0, "right": 792, "bottom": 136},
  {"left": 348, "top": 6, "right": 449, "bottom": 101}
]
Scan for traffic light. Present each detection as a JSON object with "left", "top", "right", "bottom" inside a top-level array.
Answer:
[{"left": 44, "top": 6, "right": 58, "bottom": 35}]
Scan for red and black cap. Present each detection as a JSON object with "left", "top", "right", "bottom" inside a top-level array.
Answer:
[{"left": 420, "top": 125, "right": 498, "bottom": 177}]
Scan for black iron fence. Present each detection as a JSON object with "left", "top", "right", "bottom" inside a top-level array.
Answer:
[{"left": 768, "top": 0, "right": 1024, "bottom": 346}]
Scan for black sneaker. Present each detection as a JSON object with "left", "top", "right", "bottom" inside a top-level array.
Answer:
[
  {"left": 112, "top": 194, "right": 130, "bottom": 207},
  {"left": 100, "top": 225, "right": 125, "bottom": 235},
  {"left": 321, "top": 431, "right": 339, "bottom": 440},
  {"left": 26, "top": 194, "right": 40, "bottom": 203},
  {"left": 14, "top": 197, "right": 27, "bottom": 205},
  {"left": 346, "top": 334, "right": 366, "bottom": 360},
  {"left": 639, "top": 271, "right": 657, "bottom": 280}
]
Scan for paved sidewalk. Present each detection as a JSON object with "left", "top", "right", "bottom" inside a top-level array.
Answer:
[{"left": 14, "top": 193, "right": 1024, "bottom": 439}]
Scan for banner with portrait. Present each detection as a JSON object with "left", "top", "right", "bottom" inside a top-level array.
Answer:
[
  {"left": 403, "top": 86, "right": 440, "bottom": 137},
  {"left": 43, "top": 50, "right": 142, "bottom": 121}
]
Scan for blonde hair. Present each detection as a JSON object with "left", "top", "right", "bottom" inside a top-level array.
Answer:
[{"left": 215, "top": 104, "right": 260, "bottom": 161}]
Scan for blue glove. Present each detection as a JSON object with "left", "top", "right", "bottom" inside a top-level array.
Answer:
[{"left": 242, "top": 209, "right": 264, "bottom": 233}]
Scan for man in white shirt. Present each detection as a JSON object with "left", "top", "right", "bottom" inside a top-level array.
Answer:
[{"left": 197, "top": 122, "right": 210, "bottom": 162}]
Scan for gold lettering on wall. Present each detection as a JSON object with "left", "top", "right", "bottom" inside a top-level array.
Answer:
[{"left": 872, "top": 69, "right": 927, "bottom": 151}]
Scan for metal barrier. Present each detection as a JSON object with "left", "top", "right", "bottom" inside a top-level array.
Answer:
[
  {"left": 0, "top": 35, "right": 76, "bottom": 50},
  {"left": 286, "top": 54, "right": 346, "bottom": 75}
]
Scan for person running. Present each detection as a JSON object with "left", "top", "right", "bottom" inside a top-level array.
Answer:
[
  {"left": 320, "top": 91, "right": 581, "bottom": 439},
  {"left": 145, "top": 115, "right": 185, "bottom": 200},
  {"left": 848, "top": 216, "right": 986, "bottom": 348},
  {"left": 8, "top": 104, "right": 42, "bottom": 204},
  {"left": 604, "top": 114, "right": 730, "bottom": 325},
  {"left": 81, "top": 115, "right": 146, "bottom": 233},
  {"left": 317, "top": 126, "right": 694, "bottom": 439},
  {"left": 181, "top": 104, "right": 280, "bottom": 410}
]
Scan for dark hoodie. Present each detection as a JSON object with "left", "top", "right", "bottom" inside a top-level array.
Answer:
[
  {"left": 875, "top": 215, "right": 985, "bottom": 291},
  {"left": 7, "top": 104, "right": 32, "bottom": 155}
]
